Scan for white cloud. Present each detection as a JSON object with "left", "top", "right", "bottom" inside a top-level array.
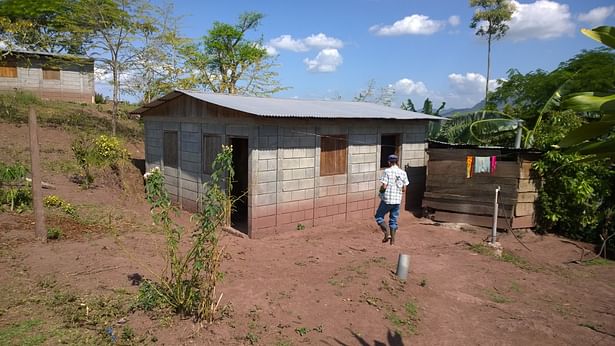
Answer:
[
  {"left": 303, "top": 33, "right": 343, "bottom": 49},
  {"left": 578, "top": 6, "right": 614, "bottom": 26},
  {"left": 303, "top": 48, "right": 343, "bottom": 73},
  {"left": 447, "top": 72, "right": 498, "bottom": 108},
  {"left": 506, "top": 0, "right": 575, "bottom": 41},
  {"left": 268, "top": 34, "right": 308, "bottom": 52},
  {"left": 448, "top": 15, "right": 461, "bottom": 27},
  {"left": 370, "top": 14, "right": 445, "bottom": 36},
  {"left": 268, "top": 33, "right": 343, "bottom": 53},
  {"left": 393, "top": 78, "right": 429, "bottom": 96},
  {"left": 264, "top": 45, "right": 278, "bottom": 56}
]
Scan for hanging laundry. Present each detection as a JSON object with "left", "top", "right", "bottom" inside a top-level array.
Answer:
[
  {"left": 474, "top": 156, "right": 491, "bottom": 174},
  {"left": 490, "top": 156, "right": 497, "bottom": 176},
  {"left": 466, "top": 155, "right": 474, "bottom": 178}
]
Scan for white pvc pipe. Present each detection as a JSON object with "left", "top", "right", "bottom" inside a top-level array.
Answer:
[
  {"left": 396, "top": 254, "right": 410, "bottom": 281},
  {"left": 492, "top": 186, "right": 501, "bottom": 244}
]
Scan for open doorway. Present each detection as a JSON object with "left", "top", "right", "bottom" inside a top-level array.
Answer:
[
  {"left": 380, "top": 134, "right": 400, "bottom": 168},
  {"left": 230, "top": 137, "right": 249, "bottom": 234}
]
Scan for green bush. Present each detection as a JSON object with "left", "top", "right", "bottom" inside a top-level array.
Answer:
[
  {"left": 533, "top": 151, "right": 614, "bottom": 250},
  {"left": 0, "top": 162, "right": 31, "bottom": 212},
  {"left": 71, "top": 135, "right": 129, "bottom": 188},
  {"left": 43, "top": 195, "right": 77, "bottom": 216},
  {"left": 47, "top": 227, "right": 62, "bottom": 240},
  {"left": 94, "top": 93, "right": 105, "bottom": 104}
]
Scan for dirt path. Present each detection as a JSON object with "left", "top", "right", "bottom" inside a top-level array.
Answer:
[{"left": 1, "top": 211, "right": 614, "bottom": 345}]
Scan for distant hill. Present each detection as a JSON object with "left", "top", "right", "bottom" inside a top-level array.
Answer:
[{"left": 440, "top": 100, "right": 484, "bottom": 118}]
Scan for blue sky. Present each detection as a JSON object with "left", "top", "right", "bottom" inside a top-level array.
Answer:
[{"left": 131, "top": 0, "right": 615, "bottom": 109}]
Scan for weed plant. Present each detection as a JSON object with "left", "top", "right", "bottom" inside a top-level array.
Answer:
[
  {"left": 139, "top": 145, "right": 234, "bottom": 322},
  {"left": 0, "top": 162, "right": 31, "bottom": 212},
  {"left": 71, "top": 134, "right": 129, "bottom": 188}
]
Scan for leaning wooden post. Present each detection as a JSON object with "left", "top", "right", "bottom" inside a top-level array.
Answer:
[{"left": 28, "top": 107, "right": 46, "bottom": 242}]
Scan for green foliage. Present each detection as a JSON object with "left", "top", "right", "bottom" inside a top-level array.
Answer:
[
  {"left": 0, "top": 319, "right": 46, "bottom": 346},
  {"left": 43, "top": 195, "right": 76, "bottom": 216},
  {"left": 71, "top": 134, "right": 129, "bottom": 188},
  {"left": 47, "top": 226, "right": 62, "bottom": 240},
  {"left": 0, "top": 162, "right": 31, "bottom": 212},
  {"left": 533, "top": 151, "right": 614, "bottom": 246},
  {"left": 0, "top": 0, "right": 90, "bottom": 54},
  {"left": 181, "top": 12, "right": 286, "bottom": 96},
  {"left": 294, "top": 327, "right": 309, "bottom": 336},
  {"left": 139, "top": 145, "right": 234, "bottom": 321},
  {"left": 469, "top": 0, "right": 515, "bottom": 108},
  {"left": 386, "top": 300, "right": 419, "bottom": 335},
  {"left": 94, "top": 93, "right": 105, "bottom": 104}
]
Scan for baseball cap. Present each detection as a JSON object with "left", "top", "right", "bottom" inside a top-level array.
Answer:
[{"left": 387, "top": 154, "right": 398, "bottom": 162}]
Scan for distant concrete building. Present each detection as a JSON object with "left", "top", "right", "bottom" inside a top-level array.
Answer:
[
  {"left": 133, "top": 90, "right": 442, "bottom": 238},
  {"left": 0, "top": 50, "right": 94, "bottom": 103}
]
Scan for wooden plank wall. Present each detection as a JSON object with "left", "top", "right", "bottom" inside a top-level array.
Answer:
[{"left": 423, "top": 148, "right": 537, "bottom": 229}]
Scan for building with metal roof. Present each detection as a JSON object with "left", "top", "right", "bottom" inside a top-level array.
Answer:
[
  {"left": 0, "top": 50, "right": 94, "bottom": 103},
  {"left": 134, "top": 90, "right": 444, "bottom": 238}
]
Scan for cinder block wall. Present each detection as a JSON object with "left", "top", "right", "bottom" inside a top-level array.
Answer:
[
  {"left": 143, "top": 99, "right": 428, "bottom": 238},
  {"left": 250, "top": 120, "right": 428, "bottom": 237}
]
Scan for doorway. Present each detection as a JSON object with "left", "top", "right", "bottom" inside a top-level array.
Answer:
[{"left": 230, "top": 137, "right": 249, "bottom": 234}]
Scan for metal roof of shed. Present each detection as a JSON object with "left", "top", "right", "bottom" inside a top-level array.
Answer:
[{"left": 132, "top": 90, "right": 445, "bottom": 121}]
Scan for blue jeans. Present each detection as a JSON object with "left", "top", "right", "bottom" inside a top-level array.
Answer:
[{"left": 375, "top": 201, "right": 400, "bottom": 231}]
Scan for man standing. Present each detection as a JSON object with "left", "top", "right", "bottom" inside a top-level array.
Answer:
[{"left": 375, "top": 154, "right": 409, "bottom": 245}]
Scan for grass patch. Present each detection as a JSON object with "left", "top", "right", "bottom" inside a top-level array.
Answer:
[
  {"left": 0, "top": 319, "right": 46, "bottom": 346},
  {"left": 0, "top": 92, "right": 142, "bottom": 142},
  {"left": 485, "top": 289, "right": 511, "bottom": 304},
  {"left": 468, "top": 243, "right": 536, "bottom": 271},
  {"left": 500, "top": 250, "right": 534, "bottom": 271},
  {"left": 583, "top": 258, "right": 614, "bottom": 266},
  {"left": 385, "top": 300, "right": 419, "bottom": 336}
]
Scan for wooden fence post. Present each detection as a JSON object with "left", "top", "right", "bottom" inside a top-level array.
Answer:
[{"left": 28, "top": 107, "right": 46, "bottom": 242}]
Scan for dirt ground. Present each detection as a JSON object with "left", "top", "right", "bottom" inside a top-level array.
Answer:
[{"left": 1, "top": 122, "right": 614, "bottom": 345}]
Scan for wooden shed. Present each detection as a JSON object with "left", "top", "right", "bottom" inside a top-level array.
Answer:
[
  {"left": 0, "top": 50, "right": 94, "bottom": 103},
  {"left": 423, "top": 141, "right": 541, "bottom": 229},
  {"left": 133, "top": 90, "right": 443, "bottom": 238}
]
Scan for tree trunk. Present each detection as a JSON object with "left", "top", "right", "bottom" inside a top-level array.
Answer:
[
  {"left": 482, "top": 34, "right": 492, "bottom": 120},
  {"left": 112, "top": 66, "right": 118, "bottom": 136}
]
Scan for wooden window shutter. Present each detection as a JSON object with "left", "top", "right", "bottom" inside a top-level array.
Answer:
[
  {"left": 163, "top": 131, "right": 178, "bottom": 169},
  {"left": 203, "top": 135, "right": 222, "bottom": 174},
  {"left": 42, "top": 68, "right": 61, "bottom": 80},
  {"left": 320, "top": 135, "right": 347, "bottom": 176},
  {"left": 0, "top": 66, "right": 17, "bottom": 78}
]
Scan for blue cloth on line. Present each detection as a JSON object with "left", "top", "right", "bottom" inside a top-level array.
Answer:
[{"left": 474, "top": 156, "right": 491, "bottom": 174}]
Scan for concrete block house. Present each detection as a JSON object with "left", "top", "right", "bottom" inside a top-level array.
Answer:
[
  {"left": 0, "top": 50, "right": 95, "bottom": 103},
  {"left": 133, "top": 90, "right": 441, "bottom": 238}
]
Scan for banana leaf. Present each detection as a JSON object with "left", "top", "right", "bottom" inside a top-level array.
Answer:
[
  {"left": 561, "top": 92, "right": 615, "bottom": 114},
  {"left": 558, "top": 120, "right": 615, "bottom": 147},
  {"left": 563, "top": 138, "right": 615, "bottom": 155},
  {"left": 581, "top": 26, "right": 615, "bottom": 49}
]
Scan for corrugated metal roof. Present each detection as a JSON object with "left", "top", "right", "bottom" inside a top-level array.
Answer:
[
  {"left": 132, "top": 89, "right": 445, "bottom": 121},
  {"left": 1, "top": 49, "right": 93, "bottom": 61}
]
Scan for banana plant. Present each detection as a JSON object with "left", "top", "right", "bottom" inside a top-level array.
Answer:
[{"left": 556, "top": 26, "right": 615, "bottom": 160}]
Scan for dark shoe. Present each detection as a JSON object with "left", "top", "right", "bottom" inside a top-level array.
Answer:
[
  {"left": 379, "top": 223, "right": 390, "bottom": 242},
  {"left": 390, "top": 229, "right": 397, "bottom": 245}
]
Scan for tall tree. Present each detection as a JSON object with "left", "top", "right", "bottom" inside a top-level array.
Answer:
[
  {"left": 354, "top": 79, "right": 395, "bottom": 106},
  {"left": 73, "top": 0, "right": 146, "bottom": 135},
  {"left": 0, "top": 0, "right": 90, "bottom": 55},
  {"left": 181, "top": 12, "right": 285, "bottom": 95},
  {"left": 469, "top": 0, "right": 514, "bottom": 117},
  {"left": 125, "top": 2, "right": 189, "bottom": 103}
]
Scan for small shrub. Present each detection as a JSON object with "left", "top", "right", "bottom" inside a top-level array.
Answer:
[
  {"left": 44, "top": 195, "right": 77, "bottom": 216},
  {"left": 94, "top": 93, "right": 105, "bottom": 104},
  {"left": 138, "top": 146, "right": 233, "bottom": 322},
  {"left": 0, "top": 162, "right": 31, "bottom": 212},
  {"left": 71, "top": 134, "right": 129, "bottom": 188},
  {"left": 47, "top": 227, "right": 62, "bottom": 240}
]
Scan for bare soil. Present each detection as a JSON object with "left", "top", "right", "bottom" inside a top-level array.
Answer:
[{"left": 1, "top": 122, "right": 614, "bottom": 345}]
